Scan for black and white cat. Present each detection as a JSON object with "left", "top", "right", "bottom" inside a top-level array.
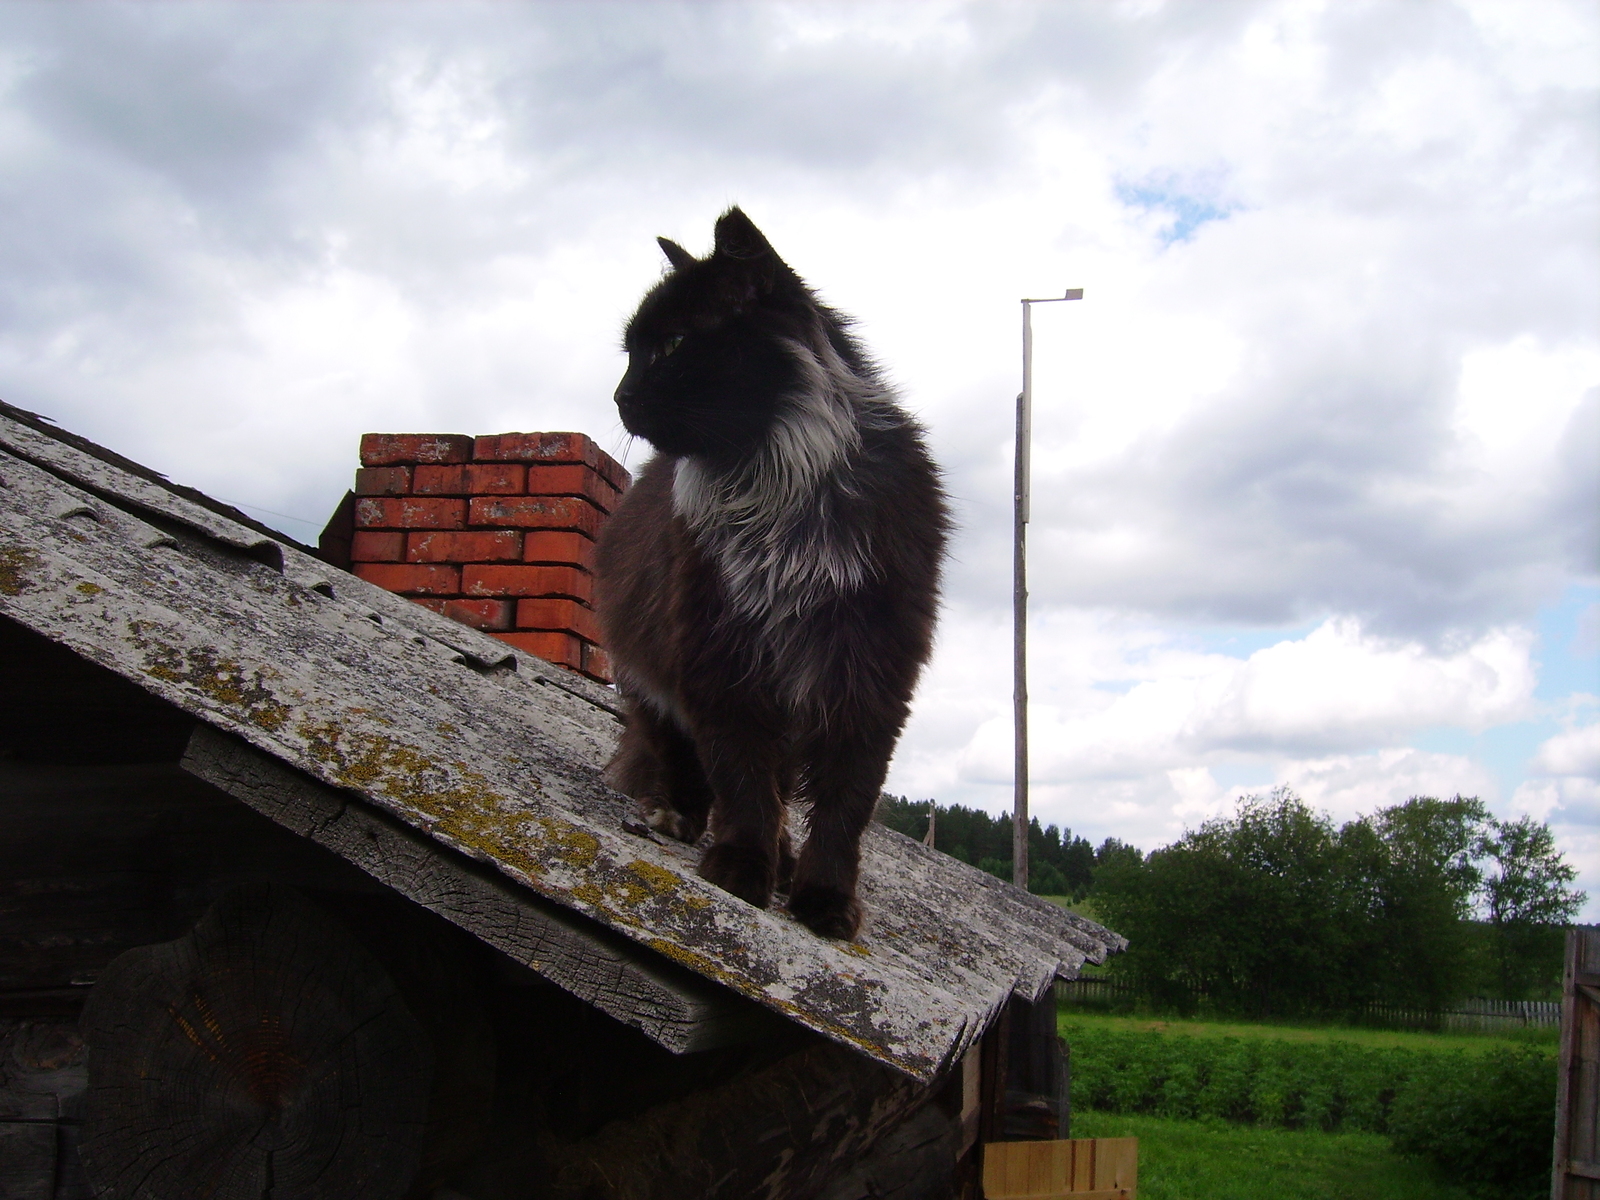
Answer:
[{"left": 595, "top": 208, "right": 949, "bottom": 939}]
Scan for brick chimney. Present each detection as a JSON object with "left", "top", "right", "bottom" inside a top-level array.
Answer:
[{"left": 336, "top": 431, "right": 627, "bottom": 684}]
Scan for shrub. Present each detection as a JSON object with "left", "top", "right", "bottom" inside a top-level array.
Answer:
[
  {"left": 1065, "top": 1023, "right": 1420, "bottom": 1132},
  {"left": 1065, "top": 1024, "right": 1557, "bottom": 1195},
  {"left": 1386, "top": 1046, "right": 1556, "bottom": 1199}
]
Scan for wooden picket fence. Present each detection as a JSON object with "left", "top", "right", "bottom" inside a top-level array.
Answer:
[
  {"left": 1358, "top": 996, "right": 1560, "bottom": 1032},
  {"left": 1057, "top": 977, "right": 1559, "bottom": 1031}
]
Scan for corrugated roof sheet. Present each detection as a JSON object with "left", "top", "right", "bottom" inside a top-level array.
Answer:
[{"left": 0, "top": 402, "right": 1123, "bottom": 1081}]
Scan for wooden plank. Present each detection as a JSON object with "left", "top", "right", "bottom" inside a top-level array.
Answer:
[
  {"left": 1555, "top": 928, "right": 1600, "bottom": 1200},
  {"left": 982, "top": 1137, "right": 1137, "bottom": 1199},
  {"left": 0, "top": 413, "right": 1125, "bottom": 1080},
  {"left": 0, "top": 1122, "right": 56, "bottom": 1200},
  {"left": 180, "top": 723, "right": 771, "bottom": 1055}
]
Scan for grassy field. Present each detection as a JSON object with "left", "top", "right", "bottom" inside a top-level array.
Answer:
[
  {"left": 1057, "top": 1007, "right": 1557, "bottom": 1054},
  {"left": 1069, "top": 1111, "right": 1475, "bottom": 1200}
]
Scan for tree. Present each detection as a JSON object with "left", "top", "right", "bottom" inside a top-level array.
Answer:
[
  {"left": 1093, "top": 788, "right": 1362, "bottom": 1017},
  {"left": 872, "top": 795, "right": 1096, "bottom": 897},
  {"left": 1478, "top": 814, "right": 1586, "bottom": 998},
  {"left": 1342, "top": 795, "right": 1487, "bottom": 1009}
]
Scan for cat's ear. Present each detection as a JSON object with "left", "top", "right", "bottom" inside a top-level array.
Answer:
[
  {"left": 712, "top": 207, "right": 778, "bottom": 264},
  {"left": 657, "top": 237, "right": 697, "bottom": 271},
  {"left": 712, "top": 207, "right": 784, "bottom": 300}
]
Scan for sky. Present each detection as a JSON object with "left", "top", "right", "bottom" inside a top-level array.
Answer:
[{"left": 1, "top": 1, "right": 1596, "bottom": 911}]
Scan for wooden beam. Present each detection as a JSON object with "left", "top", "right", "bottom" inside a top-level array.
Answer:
[{"left": 180, "top": 724, "right": 772, "bottom": 1055}]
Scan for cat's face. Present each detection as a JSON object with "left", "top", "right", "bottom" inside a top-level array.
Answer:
[{"left": 615, "top": 209, "right": 811, "bottom": 461}]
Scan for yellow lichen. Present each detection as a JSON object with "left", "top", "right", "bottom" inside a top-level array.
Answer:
[
  {"left": 75, "top": 581, "right": 103, "bottom": 596},
  {"left": 130, "top": 629, "right": 291, "bottom": 733},
  {"left": 0, "top": 545, "right": 39, "bottom": 597},
  {"left": 625, "top": 858, "right": 683, "bottom": 896}
]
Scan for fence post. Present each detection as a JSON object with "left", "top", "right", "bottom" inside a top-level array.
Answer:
[{"left": 1552, "top": 927, "right": 1600, "bottom": 1200}]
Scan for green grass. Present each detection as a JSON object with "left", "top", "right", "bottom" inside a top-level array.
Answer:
[
  {"left": 1070, "top": 1110, "right": 1474, "bottom": 1200},
  {"left": 1058, "top": 1007, "right": 1557, "bottom": 1054}
]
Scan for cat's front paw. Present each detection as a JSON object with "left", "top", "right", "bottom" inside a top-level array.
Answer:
[
  {"left": 641, "top": 801, "right": 706, "bottom": 844},
  {"left": 787, "top": 884, "right": 863, "bottom": 940},
  {"left": 698, "top": 843, "right": 775, "bottom": 908}
]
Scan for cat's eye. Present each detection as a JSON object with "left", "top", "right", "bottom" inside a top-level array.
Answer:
[{"left": 661, "top": 335, "right": 684, "bottom": 358}]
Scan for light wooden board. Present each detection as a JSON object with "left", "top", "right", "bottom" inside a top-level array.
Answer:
[
  {"left": 0, "top": 403, "right": 1124, "bottom": 1081},
  {"left": 982, "top": 1138, "right": 1137, "bottom": 1200}
]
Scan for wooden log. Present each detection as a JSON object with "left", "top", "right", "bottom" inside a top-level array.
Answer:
[
  {"left": 327, "top": 894, "right": 496, "bottom": 1196},
  {"left": 79, "top": 882, "right": 433, "bottom": 1200},
  {"left": 0, "top": 755, "right": 386, "bottom": 1004},
  {"left": 539, "top": 1036, "right": 933, "bottom": 1200}
]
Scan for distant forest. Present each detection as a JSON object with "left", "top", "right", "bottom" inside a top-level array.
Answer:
[
  {"left": 876, "top": 793, "right": 1128, "bottom": 899},
  {"left": 877, "top": 788, "right": 1585, "bottom": 1012}
]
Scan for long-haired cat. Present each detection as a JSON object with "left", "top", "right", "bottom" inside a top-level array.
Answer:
[{"left": 594, "top": 208, "right": 949, "bottom": 940}]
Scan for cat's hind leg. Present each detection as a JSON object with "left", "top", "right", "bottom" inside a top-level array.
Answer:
[{"left": 604, "top": 701, "right": 714, "bottom": 843}]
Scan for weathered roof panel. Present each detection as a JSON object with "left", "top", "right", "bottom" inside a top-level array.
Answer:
[{"left": 0, "top": 403, "right": 1124, "bottom": 1081}]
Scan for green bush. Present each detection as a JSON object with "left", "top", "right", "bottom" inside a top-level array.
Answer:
[
  {"left": 1066, "top": 1025, "right": 1556, "bottom": 1194},
  {"left": 1066, "top": 1024, "right": 1417, "bottom": 1132},
  {"left": 1386, "top": 1047, "right": 1556, "bottom": 1199}
]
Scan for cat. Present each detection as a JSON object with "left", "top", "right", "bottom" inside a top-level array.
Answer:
[{"left": 594, "top": 208, "right": 949, "bottom": 940}]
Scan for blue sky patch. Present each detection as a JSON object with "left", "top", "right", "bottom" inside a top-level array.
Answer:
[{"left": 1116, "top": 179, "right": 1239, "bottom": 245}]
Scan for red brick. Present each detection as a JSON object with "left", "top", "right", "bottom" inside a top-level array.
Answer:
[
  {"left": 406, "top": 530, "right": 523, "bottom": 563},
  {"left": 523, "top": 530, "right": 596, "bottom": 569},
  {"left": 473, "top": 431, "right": 631, "bottom": 493},
  {"left": 581, "top": 642, "right": 613, "bottom": 683},
  {"left": 412, "top": 463, "right": 527, "bottom": 496},
  {"left": 409, "top": 598, "right": 447, "bottom": 614},
  {"left": 468, "top": 495, "right": 601, "bottom": 538},
  {"left": 354, "top": 466, "right": 412, "bottom": 496},
  {"left": 353, "top": 563, "right": 461, "bottom": 595},
  {"left": 493, "top": 630, "right": 585, "bottom": 672},
  {"left": 351, "top": 531, "right": 405, "bottom": 562},
  {"left": 463, "top": 564, "right": 593, "bottom": 603},
  {"left": 360, "top": 433, "right": 473, "bottom": 466},
  {"left": 442, "top": 598, "right": 514, "bottom": 632},
  {"left": 515, "top": 597, "right": 603, "bottom": 644},
  {"left": 354, "top": 497, "right": 465, "bottom": 530},
  {"left": 410, "top": 464, "right": 468, "bottom": 496},
  {"left": 525, "top": 464, "right": 623, "bottom": 513}
]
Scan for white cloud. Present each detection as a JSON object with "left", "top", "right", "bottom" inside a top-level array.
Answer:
[
  {"left": 902, "top": 615, "right": 1534, "bottom": 790},
  {"left": 1278, "top": 748, "right": 1501, "bottom": 824},
  {"left": 888, "top": 607, "right": 1531, "bottom": 851},
  {"left": 1530, "top": 720, "right": 1600, "bottom": 780}
]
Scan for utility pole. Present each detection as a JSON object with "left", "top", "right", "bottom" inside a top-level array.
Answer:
[{"left": 1015, "top": 288, "right": 1083, "bottom": 890}]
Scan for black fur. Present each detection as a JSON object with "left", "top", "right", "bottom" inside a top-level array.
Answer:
[{"left": 595, "top": 208, "right": 949, "bottom": 939}]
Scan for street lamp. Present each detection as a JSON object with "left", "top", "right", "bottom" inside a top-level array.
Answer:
[{"left": 1014, "top": 288, "right": 1083, "bottom": 890}]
